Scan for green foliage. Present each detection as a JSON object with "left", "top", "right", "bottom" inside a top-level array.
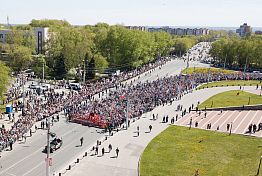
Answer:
[
  {"left": 8, "top": 45, "right": 32, "bottom": 71},
  {"left": 173, "top": 37, "right": 197, "bottom": 56},
  {"left": 0, "top": 61, "right": 10, "bottom": 99},
  {"left": 30, "top": 19, "right": 71, "bottom": 28},
  {"left": 210, "top": 36, "right": 262, "bottom": 69}
]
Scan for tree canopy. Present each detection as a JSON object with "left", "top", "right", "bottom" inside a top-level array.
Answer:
[{"left": 210, "top": 36, "right": 262, "bottom": 71}]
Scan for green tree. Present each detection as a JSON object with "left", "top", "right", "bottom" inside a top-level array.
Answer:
[
  {"left": 8, "top": 45, "right": 32, "bottom": 71},
  {"left": 0, "top": 61, "right": 10, "bottom": 99}
]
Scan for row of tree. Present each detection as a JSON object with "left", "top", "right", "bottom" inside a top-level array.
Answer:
[
  {"left": 0, "top": 20, "right": 220, "bottom": 80},
  {"left": 1, "top": 20, "right": 175, "bottom": 79},
  {"left": 210, "top": 36, "right": 262, "bottom": 70}
]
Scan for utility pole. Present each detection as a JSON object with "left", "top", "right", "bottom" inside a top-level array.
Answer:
[
  {"left": 223, "top": 53, "right": 227, "bottom": 70},
  {"left": 46, "top": 117, "right": 50, "bottom": 176},
  {"left": 42, "top": 55, "right": 45, "bottom": 83},
  {"left": 22, "top": 72, "right": 25, "bottom": 116},
  {"left": 244, "top": 57, "right": 248, "bottom": 80},
  {"left": 125, "top": 99, "right": 129, "bottom": 130},
  {"left": 207, "top": 68, "right": 211, "bottom": 84},
  {"left": 83, "top": 59, "right": 86, "bottom": 85}
]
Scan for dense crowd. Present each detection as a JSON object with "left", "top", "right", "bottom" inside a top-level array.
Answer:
[
  {"left": 68, "top": 71, "right": 262, "bottom": 129},
  {"left": 1, "top": 53, "right": 262, "bottom": 151},
  {"left": 0, "top": 56, "right": 170, "bottom": 151}
]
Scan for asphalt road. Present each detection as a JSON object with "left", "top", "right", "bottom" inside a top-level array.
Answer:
[{"left": 0, "top": 42, "right": 211, "bottom": 176}]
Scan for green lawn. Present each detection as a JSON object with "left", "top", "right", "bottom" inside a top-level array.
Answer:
[
  {"left": 197, "top": 80, "right": 262, "bottom": 90},
  {"left": 198, "top": 90, "right": 262, "bottom": 109},
  {"left": 182, "top": 67, "right": 235, "bottom": 74},
  {"left": 140, "top": 126, "right": 262, "bottom": 176}
]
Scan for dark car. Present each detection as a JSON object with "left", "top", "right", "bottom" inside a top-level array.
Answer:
[{"left": 43, "top": 138, "right": 63, "bottom": 153}]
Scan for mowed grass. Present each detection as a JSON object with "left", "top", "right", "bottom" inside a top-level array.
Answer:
[
  {"left": 197, "top": 80, "right": 262, "bottom": 90},
  {"left": 198, "top": 90, "right": 262, "bottom": 109},
  {"left": 182, "top": 67, "right": 235, "bottom": 74},
  {"left": 140, "top": 126, "right": 262, "bottom": 176}
]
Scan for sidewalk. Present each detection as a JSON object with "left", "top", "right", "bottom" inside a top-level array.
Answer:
[
  {"left": 0, "top": 110, "right": 22, "bottom": 130},
  {"left": 65, "top": 86, "right": 247, "bottom": 176}
]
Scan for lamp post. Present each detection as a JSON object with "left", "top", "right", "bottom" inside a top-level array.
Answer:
[
  {"left": 256, "top": 156, "right": 262, "bottom": 176},
  {"left": 42, "top": 55, "right": 45, "bottom": 83},
  {"left": 83, "top": 59, "right": 86, "bottom": 85},
  {"left": 46, "top": 116, "right": 50, "bottom": 176},
  {"left": 189, "top": 117, "right": 192, "bottom": 130},
  {"left": 223, "top": 53, "right": 227, "bottom": 70},
  {"left": 22, "top": 71, "right": 25, "bottom": 116},
  {"left": 229, "top": 122, "right": 233, "bottom": 136}
]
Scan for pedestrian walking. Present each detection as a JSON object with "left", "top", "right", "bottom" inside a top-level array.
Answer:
[
  {"left": 149, "top": 125, "right": 152, "bottom": 132},
  {"left": 116, "top": 147, "right": 119, "bottom": 158},
  {"left": 102, "top": 147, "right": 105, "bottom": 156},
  {"left": 95, "top": 146, "right": 99, "bottom": 155},
  {"left": 10, "top": 140, "right": 13, "bottom": 151},
  {"left": 80, "top": 137, "right": 84, "bottom": 146},
  {"left": 108, "top": 144, "right": 112, "bottom": 153}
]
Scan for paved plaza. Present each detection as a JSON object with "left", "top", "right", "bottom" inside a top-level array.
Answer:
[{"left": 176, "top": 110, "right": 262, "bottom": 137}]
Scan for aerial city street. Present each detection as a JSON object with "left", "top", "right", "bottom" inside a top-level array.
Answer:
[{"left": 0, "top": 0, "right": 262, "bottom": 176}]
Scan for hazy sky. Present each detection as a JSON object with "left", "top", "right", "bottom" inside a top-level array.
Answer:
[{"left": 0, "top": 0, "right": 261, "bottom": 27}]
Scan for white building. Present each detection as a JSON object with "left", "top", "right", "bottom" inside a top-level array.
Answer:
[
  {"left": 34, "top": 27, "right": 49, "bottom": 54},
  {"left": 0, "top": 27, "right": 49, "bottom": 54}
]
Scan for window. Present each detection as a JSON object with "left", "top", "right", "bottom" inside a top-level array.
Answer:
[{"left": 0, "top": 34, "right": 3, "bottom": 39}]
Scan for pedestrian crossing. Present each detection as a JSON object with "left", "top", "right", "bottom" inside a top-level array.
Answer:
[{"left": 176, "top": 110, "right": 262, "bottom": 137}]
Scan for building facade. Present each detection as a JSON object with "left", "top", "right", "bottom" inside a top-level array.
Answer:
[
  {"left": 236, "top": 23, "right": 252, "bottom": 37},
  {"left": 148, "top": 27, "right": 209, "bottom": 36},
  {"left": 0, "top": 27, "right": 49, "bottom": 54}
]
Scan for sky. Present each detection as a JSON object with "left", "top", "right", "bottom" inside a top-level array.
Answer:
[{"left": 0, "top": 0, "right": 261, "bottom": 27}]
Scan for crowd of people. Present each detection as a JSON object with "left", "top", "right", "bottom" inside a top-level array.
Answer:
[
  {"left": 69, "top": 70, "right": 262, "bottom": 130},
  {"left": 0, "top": 56, "right": 170, "bottom": 151},
  {"left": 1, "top": 53, "right": 262, "bottom": 151}
]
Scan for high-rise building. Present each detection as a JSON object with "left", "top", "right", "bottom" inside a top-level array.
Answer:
[
  {"left": 0, "top": 27, "right": 49, "bottom": 54},
  {"left": 236, "top": 23, "right": 252, "bottom": 37}
]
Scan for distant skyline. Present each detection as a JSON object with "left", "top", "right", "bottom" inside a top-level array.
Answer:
[{"left": 0, "top": 0, "right": 261, "bottom": 27}]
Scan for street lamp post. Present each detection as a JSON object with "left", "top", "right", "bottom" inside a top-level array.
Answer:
[
  {"left": 22, "top": 72, "right": 25, "bottom": 116},
  {"left": 189, "top": 117, "right": 192, "bottom": 130},
  {"left": 229, "top": 122, "right": 233, "bottom": 136},
  {"left": 244, "top": 57, "right": 248, "bottom": 80},
  {"left": 125, "top": 99, "right": 129, "bottom": 130},
  {"left": 46, "top": 116, "right": 50, "bottom": 176},
  {"left": 256, "top": 156, "right": 262, "bottom": 176},
  {"left": 223, "top": 53, "right": 227, "bottom": 70},
  {"left": 42, "top": 55, "right": 45, "bottom": 83},
  {"left": 83, "top": 59, "right": 86, "bottom": 85}
]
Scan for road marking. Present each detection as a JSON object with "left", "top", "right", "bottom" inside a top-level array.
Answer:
[
  {"left": 219, "top": 111, "right": 237, "bottom": 129},
  {"left": 199, "top": 111, "right": 218, "bottom": 129},
  {"left": 211, "top": 111, "right": 229, "bottom": 129},
  {"left": 0, "top": 125, "right": 80, "bottom": 175},
  {"left": 21, "top": 127, "right": 101, "bottom": 176},
  {"left": 233, "top": 111, "right": 251, "bottom": 133},
  {"left": 241, "top": 111, "right": 259, "bottom": 134}
]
